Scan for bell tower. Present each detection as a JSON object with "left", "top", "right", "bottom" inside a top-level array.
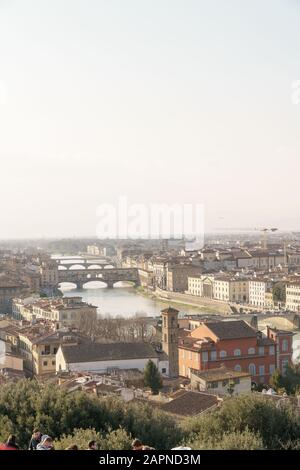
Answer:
[{"left": 161, "top": 306, "right": 179, "bottom": 378}]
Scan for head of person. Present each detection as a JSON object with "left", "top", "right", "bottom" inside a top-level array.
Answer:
[
  {"left": 132, "top": 439, "right": 143, "bottom": 450},
  {"left": 66, "top": 444, "right": 78, "bottom": 450},
  {"left": 40, "top": 435, "right": 53, "bottom": 449},
  {"left": 6, "top": 435, "right": 16, "bottom": 445},
  {"left": 88, "top": 440, "right": 98, "bottom": 450},
  {"left": 32, "top": 429, "right": 41, "bottom": 440}
]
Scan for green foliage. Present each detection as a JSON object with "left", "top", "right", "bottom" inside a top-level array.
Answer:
[
  {"left": 0, "top": 415, "right": 14, "bottom": 443},
  {"left": 1, "top": 380, "right": 300, "bottom": 450},
  {"left": 54, "top": 427, "right": 132, "bottom": 450},
  {"left": 270, "top": 365, "right": 300, "bottom": 395},
  {"left": 182, "top": 394, "right": 300, "bottom": 450},
  {"left": 190, "top": 428, "right": 264, "bottom": 450},
  {"left": 272, "top": 282, "right": 286, "bottom": 302},
  {"left": 227, "top": 380, "right": 235, "bottom": 396},
  {"left": 143, "top": 360, "right": 163, "bottom": 395},
  {"left": 54, "top": 428, "right": 102, "bottom": 450},
  {"left": 123, "top": 400, "right": 182, "bottom": 449},
  {"left": 0, "top": 379, "right": 181, "bottom": 449}
]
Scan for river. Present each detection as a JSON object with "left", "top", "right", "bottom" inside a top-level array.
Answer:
[
  {"left": 55, "top": 256, "right": 300, "bottom": 363},
  {"left": 60, "top": 282, "right": 202, "bottom": 318},
  {"left": 59, "top": 282, "right": 300, "bottom": 363}
]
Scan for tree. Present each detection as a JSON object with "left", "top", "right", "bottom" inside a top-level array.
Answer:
[
  {"left": 190, "top": 428, "right": 264, "bottom": 450},
  {"left": 270, "top": 365, "right": 300, "bottom": 395},
  {"left": 227, "top": 380, "right": 235, "bottom": 396},
  {"left": 182, "top": 393, "right": 300, "bottom": 450},
  {"left": 143, "top": 360, "right": 163, "bottom": 395},
  {"left": 272, "top": 282, "right": 286, "bottom": 303},
  {"left": 54, "top": 427, "right": 132, "bottom": 450},
  {"left": 0, "top": 379, "right": 181, "bottom": 449}
]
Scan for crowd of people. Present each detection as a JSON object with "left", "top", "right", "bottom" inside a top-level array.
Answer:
[{"left": 0, "top": 431, "right": 169, "bottom": 451}]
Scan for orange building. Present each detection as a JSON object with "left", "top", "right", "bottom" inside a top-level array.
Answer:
[{"left": 178, "top": 320, "right": 293, "bottom": 385}]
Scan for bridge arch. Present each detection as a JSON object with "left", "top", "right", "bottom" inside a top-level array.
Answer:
[
  {"left": 57, "top": 281, "right": 78, "bottom": 291},
  {"left": 113, "top": 280, "right": 137, "bottom": 288},
  {"left": 82, "top": 280, "right": 108, "bottom": 289},
  {"left": 67, "top": 264, "right": 85, "bottom": 270},
  {"left": 87, "top": 264, "right": 103, "bottom": 270}
]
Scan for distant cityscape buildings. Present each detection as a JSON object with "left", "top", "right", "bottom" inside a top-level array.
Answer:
[{"left": 0, "top": 234, "right": 299, "bottom": 403}]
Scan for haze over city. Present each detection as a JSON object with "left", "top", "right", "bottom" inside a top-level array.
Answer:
[{"left": 1, "top": 0, "right": 300, "bottom": 238}]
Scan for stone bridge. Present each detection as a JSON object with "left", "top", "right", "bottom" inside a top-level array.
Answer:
[
  {"left": 55, "top": 257, "right": 116, "bottom": 270},
  {"left": 57, "top": 267, "right": 140, "bottom": 289},
  {"left": 234, "top": 312, "right": 300, "bottom": 331}
]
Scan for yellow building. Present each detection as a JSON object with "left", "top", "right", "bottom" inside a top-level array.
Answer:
[
  {"left": 12, "top": 296, "right": 97, "bottom": 329},
  {"left": 18, "top": 326, "right": 78, "bottom": 376}
]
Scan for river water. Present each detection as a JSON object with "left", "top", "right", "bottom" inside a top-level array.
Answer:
[
  {"left": 55, "top": 256, "right": 300, "bottom": 363},
  {"left": 60, "top": 282, "right": 201, "bottom": 318},
  {"left": 59, "top": 282, "right": 300, "bottom": 363}
]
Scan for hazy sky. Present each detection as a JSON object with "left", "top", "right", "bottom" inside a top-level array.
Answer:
[{"left": 0, "top": 0, "right": 300, "bottom": 238}]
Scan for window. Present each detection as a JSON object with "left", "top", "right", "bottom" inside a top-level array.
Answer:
[
  {"left": 210, "top": 351, "right": 217, "bottom": 361},
  {"left": 222, "top": 380, "right": 228, "bottom": 387},
  {"left": 220, "top": 350, "right": 227, "bottom": 358},
  {"left": 234, "top": 349, "right": 241, "bottom": 356},
  {"left": 249, "top": 364, "right": 256, "bottom": 375},
  {"left": 234, "top": 364, "right": 242, "bottom": 372},
  {"left": 248, "top": 348, "right": 255, "bottom": 355},
  {"left": 44, "top": 345, "right": 50, "bottom": 355},
  {"left": 164, "top": 334, "right": 167, "bottom": 342},
  {"left": 282, "top": 339, "right": 289, "bottom": 352},
  {"left": 210, "top": 381, "right": 218, "bottom": 389},
  {"left": 202, "top": 351, "right": 208, "bottom": 362},
  {"left": 43, "top": 361, "right": 48, "bottom": 366},
  {"left": 52, "top": 360, "right": 55, "bottom": 366},
  {"left": 259, "top": 365, "right": 265, "bottom": 376},
  {"left": 258, "top": 347, "right": 264, "bottom": 356},
  {"left": 161, "top": 368, "right": 166, "bottom": 374},
  {"left": 269, "top": 346, "right": 275, "bottom": 355},
  {"left": 269, "top": 364, "right": 275, "bottom": 375},
  {"left": 282, "top": 359, "right": 289, "bottom": 374},
  {"left": 53, "top": 347, "right": 58, "bottom": 354}
]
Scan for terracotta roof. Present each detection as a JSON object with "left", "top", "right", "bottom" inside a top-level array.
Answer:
[
  {"left": 61, "top": 342, "right": 158, "bottom": 363},
  {"left": 160, "top": 391, "right": 218, "bottom": 417},
  {"left": 205, "top": 320, "right": 257, "bottom": 340}
]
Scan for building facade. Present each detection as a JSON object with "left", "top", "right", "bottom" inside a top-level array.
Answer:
[
  {"left": 286, "top": 282, "right": 300, "bottom": 312},
  {"left": 178, "top": 320, "right": 293, "bottom": 385}
]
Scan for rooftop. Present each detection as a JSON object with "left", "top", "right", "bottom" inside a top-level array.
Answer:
[
  {"left": 61, "top": 342, "right": 158, "bottom": 363},
  {"left": 159, "top": 390, "right": 219, "bottom": 417},
  {"left": 190, "top": 367, "right": 251, "bottom": 382},
  {"left": 204, "top": 320, "right": 257, "bottom": 340}
]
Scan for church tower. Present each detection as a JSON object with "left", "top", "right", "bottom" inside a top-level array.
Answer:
[{"left": 161, "top": 306, "right": 179, "bottom": 378}]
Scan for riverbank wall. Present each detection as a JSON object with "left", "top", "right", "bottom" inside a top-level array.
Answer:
[{"left": 139, "top": 287, "right": 233, "bottom": 315}]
